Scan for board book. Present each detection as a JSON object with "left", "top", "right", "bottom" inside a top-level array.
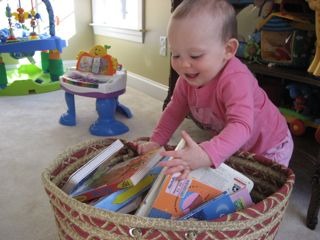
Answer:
[
  {"left": 229, "top": 186, "right": 253, "bottom": 210},
  {"left": 135, "top": 139, "right": 185, "bottom": 217},
  {"left": 179, "top": 192, "right": 236, "bottom": 221},
  {"left": 148, "top": 175, "right": 222, "bottom": 219},
  {"left": 92, "top": 174, "right": 156, "bottom": 213},
  {"left": 71, "top": 147, "right": 165, "bottom": 202},
  {"left": 62, "top": 139, "right": 124, "bottom": 194},
  {"left": 189, "top": 163, "right": 254, "bottom": 194}
]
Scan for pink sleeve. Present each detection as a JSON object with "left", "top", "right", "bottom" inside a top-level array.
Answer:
[
  {"left": 200, "top": 73, "right": 255, "bottom": 167},
  {"left": 150, "top": 78, "right": 189, "bottom": 145}
]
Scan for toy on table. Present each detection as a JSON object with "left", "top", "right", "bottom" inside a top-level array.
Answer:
[
  {"left": 0, "top": 0, "right": 66, "bottom": 96},
  {"left": 59, "top": 44, "right": 132, "bottom": 137}
]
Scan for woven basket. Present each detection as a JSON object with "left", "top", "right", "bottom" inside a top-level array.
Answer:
[{"left": 41, "top": 138, "right": 295, "bottom": 240}]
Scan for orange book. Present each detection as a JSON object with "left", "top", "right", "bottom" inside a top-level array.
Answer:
[{"left": 148, "top": 175, "right": 222, "bottom": 219}]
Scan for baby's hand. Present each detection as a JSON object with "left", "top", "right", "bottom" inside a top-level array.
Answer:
[
  {"left": 159, "top": 130, "right": 212, "bottom": 180},
  {"left": 137, "top": 141, "right": 161, "bottom": 155}
]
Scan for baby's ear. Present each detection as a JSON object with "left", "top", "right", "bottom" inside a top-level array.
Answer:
[{"left": 224, "top": 38, "right": 239, "bottom": 60}]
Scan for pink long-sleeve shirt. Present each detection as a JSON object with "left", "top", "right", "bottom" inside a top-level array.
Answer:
[{"left": 151, "top": 57, "right": 289, "bottom": 167}]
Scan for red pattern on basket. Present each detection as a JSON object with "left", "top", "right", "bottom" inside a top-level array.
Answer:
[{"left": 44, "top": 184, "right": 292, "bottom": 239}]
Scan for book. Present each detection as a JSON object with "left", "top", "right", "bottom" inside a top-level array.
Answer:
[
  {"left": 148, "top": 175, "right": 222, "bottom": 219},
  {"left": 71, "top": 147, "right": 166, "bottom": 202},
  {"left": 135, "top": 138, "right": 254, "bottom": 218},
  {"left": 92, "top": 174, "right": 156, "bottom": 213},
  {"left": 229, "top": 186, "right": 253, "bottom": 211},
  {"left": 117, "top": 196, "right": 143, "bottom": 214},
  {"left": 189, "top": 163, "right": 254, "bottom": 195},
  {"left": 180, "top": 186, "right": 253, "bottom": 221},
  {"left": 135, "top": 139, "right": 185, "bottom": 217},
  {"left": 179, "top": 192, "right": 236, "bottom": 221},
  {"left": 62, "top": 139, "right": 124, "bottom": 194}
]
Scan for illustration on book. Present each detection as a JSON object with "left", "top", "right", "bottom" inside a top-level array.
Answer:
[
  {"left": 92, "top": 174, "right": 157, "bottom": 213},
  {"left": 148, "top": 174, "right": 222, "bottom": 219},
  {"left": 179, "top": 192, "right": 236, "bottom": 220},
  {"left": 180, "top": 187, "right": 253, "bottom": 221},
  {"left": 189, "top": 163, "right": 254, "bottom": 194}
]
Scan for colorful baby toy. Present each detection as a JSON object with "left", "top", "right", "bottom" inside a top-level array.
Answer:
[{"left": 59, "top": 45, "right": 132, "bottom": 136}]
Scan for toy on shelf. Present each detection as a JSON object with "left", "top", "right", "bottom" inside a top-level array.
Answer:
[
  {"left": 0, "top": 0, "right": 67, "bottom": 96},
  {"left": 280, "top": 83, "right": 320, "bottom": 143},
  {"left": 307, "top": 0, "right": 320, "bottom": 76},
  {"left": 236, "top": 0, "right": 315, "bottom": 68},
  {"left": 59, "top": 44, "right": 132, "bottom": 137}
]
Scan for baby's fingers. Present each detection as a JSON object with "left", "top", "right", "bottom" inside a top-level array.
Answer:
[
  {"left": 177, "top": 168, "right": 190, "bottom": 180},
  {"left": 163, "top": 164, "right": 185, "bottom": 175},
  {"left": 137, "top": 142, "right": 159, "bottom": 154},
  {"left": 158, "top": 158, "right": 187, "bottom": 168}
]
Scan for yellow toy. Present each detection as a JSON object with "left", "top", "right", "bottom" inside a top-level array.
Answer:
[
  {"left": 76, "top": 45, "right": 118, "bottom": 75},
  {"left": 307, "top": 0, "right": 320, "bottom": 76}
]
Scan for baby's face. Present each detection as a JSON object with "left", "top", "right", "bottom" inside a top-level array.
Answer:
[{"left": 168, "top": 14, "right": 229, "bottom": 88}]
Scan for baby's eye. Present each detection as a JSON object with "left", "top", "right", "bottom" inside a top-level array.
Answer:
[
  {"left": 190, "top": 55, "right": 202, "bottom": 59},
  {"left": 172, "top": 55, "right": 180, "bottom": 59}
]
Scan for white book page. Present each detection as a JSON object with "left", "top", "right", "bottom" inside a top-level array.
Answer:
[
  {"left": 62, "top": 139, "right": 124, "bottom": 193},
  {"left": 189, "top": 163, "right": 254, "bottom": 194}
]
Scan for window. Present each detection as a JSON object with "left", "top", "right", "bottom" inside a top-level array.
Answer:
[{"left": 91, "top": 0, "right": 145, "bottom": 43}]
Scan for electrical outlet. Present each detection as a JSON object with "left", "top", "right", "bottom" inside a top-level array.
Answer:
[{"left": 159, "top": 36, "right": 167, "bottom": 56}]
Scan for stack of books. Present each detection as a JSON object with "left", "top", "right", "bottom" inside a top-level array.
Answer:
[
  {"left": 62, "top": 139, "right": 166, "bottom": 213},
  {"left": 61, "top": 139, "right": 254, "bottom": 220}
]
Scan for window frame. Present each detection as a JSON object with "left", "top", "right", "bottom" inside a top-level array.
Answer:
[{"left": 90, "top": 0, "right": 145, "bottom": 43}]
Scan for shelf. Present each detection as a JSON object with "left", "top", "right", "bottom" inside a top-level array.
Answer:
[{"left": 246, "top": 62, "right": 320, "bottom": 88}]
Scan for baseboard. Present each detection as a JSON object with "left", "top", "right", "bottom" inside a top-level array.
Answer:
[
  {"left": 5, "top": 60, "right": 78, "bottom": 70},
  {"left": 127, "top": 72, "right": 168, "bottom": 101},
  {"left": 63, "top": 60, "right": 77, "bottom": 70}
]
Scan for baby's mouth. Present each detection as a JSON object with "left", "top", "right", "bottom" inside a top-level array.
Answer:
[{"left": 185, "top": 73, "right": 199, "bottom": 80}]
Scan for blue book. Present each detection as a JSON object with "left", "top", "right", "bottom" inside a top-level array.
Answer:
[{"left": 179, "top": 192, "right": 236, "bottom": 221}]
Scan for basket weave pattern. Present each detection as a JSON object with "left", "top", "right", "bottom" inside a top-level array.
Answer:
[{"left": 41, "top": 138, "right": 295, "bottom": 240}]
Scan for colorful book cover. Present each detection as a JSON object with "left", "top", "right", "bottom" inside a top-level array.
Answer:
[
  {"left": 148, "top": 175, "right": 222, "bottom": 219},
  {"left": 189, "top": 163, "right": 254, "bottom": 195},
  {"left": 180, "top": 187, "right": 253, "bottom": 221},
  {"left": 179, "top": 192, "right": 236, "bottom": 221},
  {"left": 229, "top": 187, "right": 253, "bottom": 210},
  {"left": 71, "top": 148, "right": 165, "bottom": 202},
  {"left": 117, "top": 196, "right": 143, "bottom": 214},
  {"left": 92, "top": 174, "right": 156, "bottom": 213}
]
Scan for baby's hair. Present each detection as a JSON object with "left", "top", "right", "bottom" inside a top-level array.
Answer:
[{"left": 171, "top": 0, "right": 237, "bottom": 42}]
